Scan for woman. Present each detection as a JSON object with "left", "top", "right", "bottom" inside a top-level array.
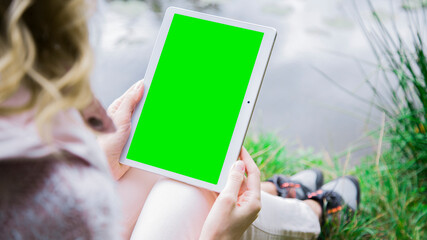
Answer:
[
  {"left": 0, "top": 0, "right": 260, "bottom": 239},
  {"left": 1, "top": 1, "right": 359, "bottom": 239}
]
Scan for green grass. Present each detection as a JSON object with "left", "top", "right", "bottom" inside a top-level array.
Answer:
[
  {"left": 244, "top": 133, "right": 325, "bottom": 181},
  {"left": 244, "top": 132, "right": 427, "bottom": 239},
  {"left": 354, "top": 0, "right": 427, "bottom": 179},
  {"left": 244, "top": 0, "right": 427, "bottom": 239}
]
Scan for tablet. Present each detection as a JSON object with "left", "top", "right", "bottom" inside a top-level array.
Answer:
[{"left": 120, "top": 7, "right": 276, "bottom": 192}]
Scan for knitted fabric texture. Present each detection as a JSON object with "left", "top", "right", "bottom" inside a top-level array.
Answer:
[{"left": 0, "top": 90, "right": 121, "bottom": 240}]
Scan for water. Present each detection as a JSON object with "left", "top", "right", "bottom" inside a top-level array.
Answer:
[{"left": 92, "top": 0, "right": 411, "bottom": 157}]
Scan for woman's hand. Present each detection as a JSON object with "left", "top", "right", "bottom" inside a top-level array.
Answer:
[
  {"left": 200, "top": 147, "right": 261, "bottom": 240},
  {"left": 97, "top": 80, "right": 144, "bottom": 180}
]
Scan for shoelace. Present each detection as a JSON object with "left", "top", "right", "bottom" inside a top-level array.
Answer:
[{"left": 308, "top": 190, "right": 345, "bottom": 214}]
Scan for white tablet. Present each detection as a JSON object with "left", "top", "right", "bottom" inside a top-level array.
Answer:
[{"left": 120, "top": 7, "right": 276, "bottom": 192}]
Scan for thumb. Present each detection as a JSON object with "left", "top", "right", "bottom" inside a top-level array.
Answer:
[{"left": 222, "top": 160, "right": 245, "bottom": 198}]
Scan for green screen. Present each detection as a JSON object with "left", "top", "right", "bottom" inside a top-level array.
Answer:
[{"left": 127, "top": 14, "right": 263, "bottom": 184}]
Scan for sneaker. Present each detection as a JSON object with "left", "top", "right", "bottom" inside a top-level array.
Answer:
[
  {"left": 307, "top": 176, "right": 360, "bottom": 222},
  {"left": 267, "top": 169, "right": 324, "bottom": 200}
]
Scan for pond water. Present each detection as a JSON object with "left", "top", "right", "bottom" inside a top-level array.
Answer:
[{"left": 92, "top": 0, "right": 412, "bottom": 157}]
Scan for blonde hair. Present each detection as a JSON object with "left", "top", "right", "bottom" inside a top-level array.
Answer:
[{"left": 0, "top": 0, "right": 94, "bottom": 131}]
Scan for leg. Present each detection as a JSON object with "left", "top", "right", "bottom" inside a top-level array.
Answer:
[
  {"left": 303, "top": 200, "right": 322, "bottom": 221},
  {"left": 118, "top": 168, "right": 162, "bottom": 239},
  {"left": 130, "top": 179, "right": 217, "bottom": 240},
  {"left": 241, "top": 191, "right": 321, "bottom": 240},
  {"left": 262, "top": 182, "right": 322, "bottom": 221},
  {"left": 261, "top": 181, "right": 277, "bottom": 195},
  {"left": 130, "top": 180, "right": 320, "bottom": 240}
]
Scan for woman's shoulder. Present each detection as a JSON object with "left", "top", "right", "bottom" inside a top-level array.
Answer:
[
  {"left": 0, "top": 106, "right": 111, "bottom": 172},
  {"left": 0, "top": 155, "right": 121, "bottom": 240}
]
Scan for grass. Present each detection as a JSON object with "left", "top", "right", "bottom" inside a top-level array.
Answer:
[
  {"left": 244, "top": 131, "right": 427, "bottom": 239},
  {"left": 244, "top": 133, "right": 325, "bottom": 181},
  {"left": 244, "top": 0, "right": 427, "bottom": 239},
  {"left": 353, "top": 0, "right": 427, "bottom": 179}
]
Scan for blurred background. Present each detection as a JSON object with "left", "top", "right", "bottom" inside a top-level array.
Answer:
[
  {"left": 90, "top": 1, "right": 427, "bottom": 237},
  {"left": 91, "top": 0, "right": 412, "bottom": 158}
]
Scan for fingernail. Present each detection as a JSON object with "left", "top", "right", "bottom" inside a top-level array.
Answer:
[
  {"left": 234, "top": 160, "right": 245, "bottom": 172},
  {"left": 133, "top": 81, "right": 142, "bottom": 92},
  {"left": 136, "top": 80, "right": 144, "bottom": 90}
]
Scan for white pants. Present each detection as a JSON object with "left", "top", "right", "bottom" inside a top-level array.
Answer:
[{"left": 128, "top": 170, "right": 320, "bottom": 240}]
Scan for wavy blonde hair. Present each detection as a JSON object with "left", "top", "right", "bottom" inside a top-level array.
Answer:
[{"left": 0, "top": 0, "right": 94, "bottom": 131}]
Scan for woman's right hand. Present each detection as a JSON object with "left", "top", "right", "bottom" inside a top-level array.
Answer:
[
  {"left": 97, "top": 80, "right": 144, "bottom": 180},
  {"left": 199, "top": 147, "right": 261, "bottom": 240}
]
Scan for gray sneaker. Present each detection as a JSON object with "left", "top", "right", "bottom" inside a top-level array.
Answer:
[
  {"left": 308, "top": 176, "right": 360, "bottom": 221},
  {"left": 267, "top": 169, "right": 324, "bottom": 200}
]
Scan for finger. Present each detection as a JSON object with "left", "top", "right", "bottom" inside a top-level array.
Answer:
[
  {"left": 108, "top": 84, "right": 136, "bottom": 114},
  {"left": 240, "top": 147, "right": 261, "bottom": 195},
  {"left": 116, "top": 80, "right": 144, "bottom": 116},
  {"left": 238, "top": 175, "right": 248, "bottom": 196},
  {"left": 221, "top": 160, "right": 245, "bottom": 199},
  {"left": 108, "top": 80, "right": 143, "bottom": 115},
  {"left": 108, "top": 82, "right": 139, "bottom": 115}
]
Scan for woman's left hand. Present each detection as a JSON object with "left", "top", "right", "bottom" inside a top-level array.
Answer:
[
  {"left": 199, "top": 147, "right": 261, "bottom": 240},
  {"left": 97, "top": 80, "right": 144, "bottom": 180}
]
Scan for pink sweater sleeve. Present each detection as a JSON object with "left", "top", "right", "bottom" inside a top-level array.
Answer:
[{"left": 0, "top": 155, "right": 121, "bottom": 240}]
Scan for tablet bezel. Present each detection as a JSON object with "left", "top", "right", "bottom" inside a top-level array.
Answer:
[{"left": 120, "top": 7, "right": 276, "bottom": 192}]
